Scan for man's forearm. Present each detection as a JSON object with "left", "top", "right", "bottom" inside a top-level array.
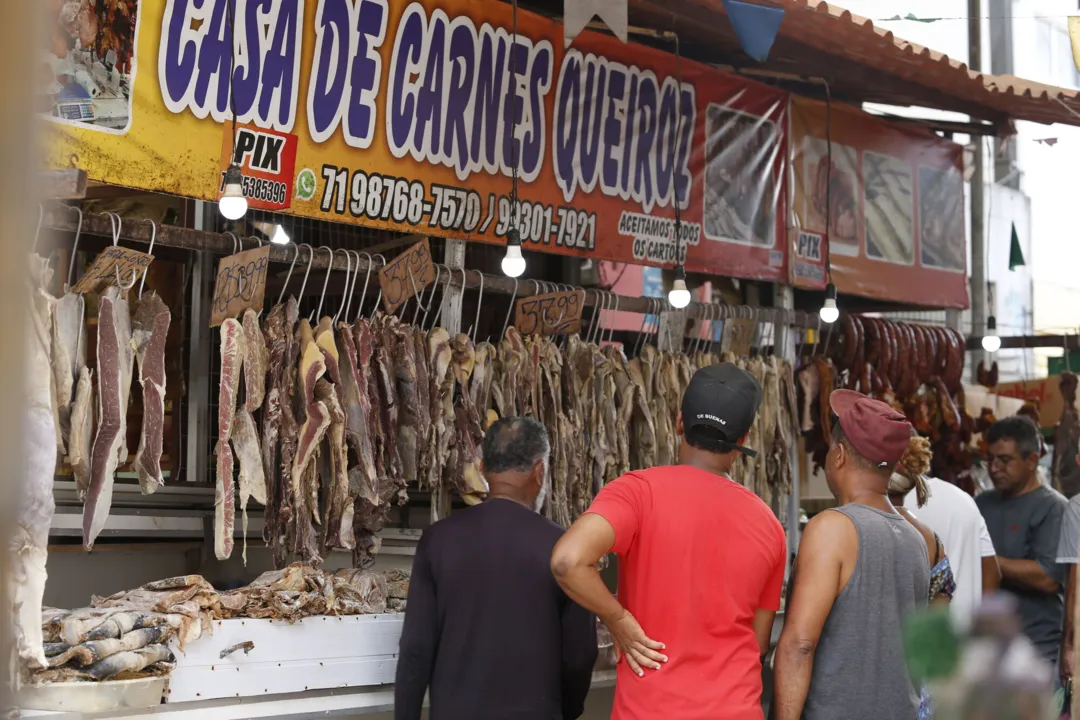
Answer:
[
  {"left": 773, "top": 641, "right": 815, "bottom": 720},
  {"left": 553, "top": 562, "right": 624, "bottom": 623},
  {"left": 998, "top": 557, "right": 1061, "bottom": 594}
]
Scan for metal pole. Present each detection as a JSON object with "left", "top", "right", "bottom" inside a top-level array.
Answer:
[{"left": 968, "top": 0, "right": 987, "bottom": 383}]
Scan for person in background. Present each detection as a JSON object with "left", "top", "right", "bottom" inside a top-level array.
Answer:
[
  {"left": 551, "top": 363, "right": 786, "bottom": 720},
  {"left": 888, "top": 433, "right": 957, "bottom": 720},
  {"left": 976, "top": 415, "right": 1067, "bottom": 667},
  {"left": 774, "top": 390, "right": 930, "bottom": 720},
  {"left": 394, "top": 417, "right": 597, "bottom": 720},
  {"left": 1055, "top": 450, "right": 1080, "bottom": 691},
  {"left": 899, "top": 442, "right": 1000, "bottom": 631}
]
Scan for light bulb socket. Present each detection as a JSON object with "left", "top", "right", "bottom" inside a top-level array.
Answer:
[
  {"left": 674, "top": 264, "right": 686, "bottom": 282},
  {"left": 223, "top": 163, "right": 244, "bottom": 190},
  {"left": 506, "top": 228, "right": 521, "bottom": 248},
  {"left": 986, "top": 315, "right": 997, "bottom": 333},
  {"left": 825, "top": 282, "right": 837, "bottom": 301}
]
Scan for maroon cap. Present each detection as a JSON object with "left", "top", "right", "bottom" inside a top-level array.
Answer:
[{"left": 829, "top": 389, "right": 912, "bottom": 469}]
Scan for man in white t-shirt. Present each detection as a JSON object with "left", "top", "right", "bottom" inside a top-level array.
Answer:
[{"left": 904, "top": 476, "right": 1001, "bottom": 630}]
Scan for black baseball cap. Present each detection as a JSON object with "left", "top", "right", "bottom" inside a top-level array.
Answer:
[{"left": 681, "top": 363, "right": 762, "bottom": 457}]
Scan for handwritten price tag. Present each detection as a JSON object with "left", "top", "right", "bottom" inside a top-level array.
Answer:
[
  {"left": 72, "top": 246, "right": 154, "bottom": 295},
  {"left": 210, "top": 246, "right": 271, "bottom": 327},
  {"left": 515, "top": 291, "right": 585, "bottom": 336},
  {"left": 722, "top": 318, "right": 757, "bottom": 356},
  {"left": 379, "top": 238, "right": 435, "bottom": 313}
]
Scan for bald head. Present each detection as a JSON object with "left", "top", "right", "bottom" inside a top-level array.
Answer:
[{"left": 481, "top": 417, "right": 550, "bottom": 511}]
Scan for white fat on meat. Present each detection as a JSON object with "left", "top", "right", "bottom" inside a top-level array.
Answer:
[
  {"left": 231, "top": 406, "right": 266, "bottom": 565},
  {"left": 242, "top": 309, "right": 267, "bottom": 411},
  {"left": 16, "top": 255, "right": 58, "bottom": 671},
  {"left": 50, "top": 291, "right": 85, "bottom": 450},
  {"left": 68, "top": 367, "right": 95, "bottom": 498}
]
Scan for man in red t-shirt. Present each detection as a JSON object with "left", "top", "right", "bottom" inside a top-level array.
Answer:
[{"left": 552, "top": 362, "right": 787, "bottom": 720}]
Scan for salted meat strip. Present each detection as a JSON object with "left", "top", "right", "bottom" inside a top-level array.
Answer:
[
  {"left": 131, "top": 293, "right": 171, "bottom": 494},
  {"left": 339, "top": 321, "right": 378, "bottom": 506},
  {"left": 69, "top": 367, "right": 95, "bottom": 497},
  {"left": 84, "top": 286, "right": 134, "bottom": 550},
  {"left": 214, "top": 319, "right": 246, "bottom": 561},
  {"left": 242, "top": 308, "right": 268, "bottom": 412},
  {"left": 51, "top": 291, "right": 85, "bottom": 451},
  {"left": 18, "top": 256, "right": 58, "bottom": 669}
]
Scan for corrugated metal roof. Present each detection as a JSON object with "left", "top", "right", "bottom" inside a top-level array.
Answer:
[{"left": 628, "top": 0, "right": 1080, "bottom": 128}]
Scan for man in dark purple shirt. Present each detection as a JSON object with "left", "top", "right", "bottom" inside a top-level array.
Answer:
[{"left": 395, "top": 417, "right": 597, "bottom": 720}]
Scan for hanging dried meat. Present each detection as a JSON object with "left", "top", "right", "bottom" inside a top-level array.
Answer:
[
  {"left": 450, "top": 333, "right": 488, "bottom": 504},
  {"left": 51, "top": 291, "right": 85, "bottom": 452},
  {"left": 242, "top": 308, "right": 268, "bottom": 412},
  {"left": 213, "top": 319, "right": 245, "bottom": 561},
  {"left": 131, "top": 293, "right": 171, "bottom": 494},
  {"left": 18, "top": 255, "right": 59, "bottom": 670},
  {"left": 85, "top": 286, "right": 135, "bottom": 550}
]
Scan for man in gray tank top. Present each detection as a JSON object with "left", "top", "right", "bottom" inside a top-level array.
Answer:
[{"left": 774, "top": 390, "right": 931, "bottom": 720}]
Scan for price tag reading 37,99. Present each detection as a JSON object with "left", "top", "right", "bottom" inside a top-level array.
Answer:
[
  {"left": 515, "top": 291, "right": 585, "bottom": 336},
  {"left": 379, "top": 238, "right": 436, "bottom": 313},
  {"left": 210, "top": 246, "right": 271, "bottom": 327},
  {"left": 72, "top": 246, "right": 154, "bottom": 295}
]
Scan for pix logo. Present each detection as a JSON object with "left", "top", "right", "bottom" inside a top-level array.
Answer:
[
  {"left": 231, "top": 128, "right": 286, "bottom": 173},
  {"left": 796, "top": 231, "right": 823, "bottom": 261}
]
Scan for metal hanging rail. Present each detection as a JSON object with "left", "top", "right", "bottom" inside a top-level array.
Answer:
[{"left": 41, "top": 207, "right": 818, "bottom": 328}]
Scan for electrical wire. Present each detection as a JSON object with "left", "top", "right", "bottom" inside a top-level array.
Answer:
[
  {"left": 823, "top": 79, "right": 833, "bottom": 288},
  {"left": 510, "top": 0, "right": 520, "bottom": 232},
  {"left": 670, "top": 33, "right": 684, "bottom": 265},
  {"left": 227, "top": 0, "right": 238, "bottom": 164}
]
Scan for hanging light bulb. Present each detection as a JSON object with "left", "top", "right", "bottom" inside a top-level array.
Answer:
[
  {"left": 668, "top": 265, "right": 691, "bottom": 309},
  {"left": 820, "top": 283, "right": 839, "bottom": 324},
  {"left": 270, "top": 224, "right": 290, "bottom": 245},
  {"left": 501, "top": 229, "right": 526, "bottom": 278},
  {"left": 219, "top": 164, "right": 247, "bottom": 220},
  {"left": 982, "top": 315, "right": 1001, "bottom": 352}
]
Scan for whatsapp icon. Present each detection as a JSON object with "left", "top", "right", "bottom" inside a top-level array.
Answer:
[{"left": 296, "top": 168, "right": 317, "bottom": 201}]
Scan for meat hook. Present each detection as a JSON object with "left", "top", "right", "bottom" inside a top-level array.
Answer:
[
  {"left": 223, "top": 232, "right": 244, "bottom": 297},
  {"left": 812, "top": 315, "right": 821, "bottom": 358},
  {"left": 421, "top": 264, "right": 445, "bottom": 331},
  {"left": 137, "top": 219, "right": 158, "bottom": 299},
  {"left": 332, "top": 249, "right": 353, "bottom": 323},
  {"left": 605, "top": 293, "right": 620, "bottom": 346},
  {"left": 114, "top": 263, "right": 139, "bottom": 291},
  {"left": 500, "top": 277, "right": 519, "bottom": 341},
  {"left": 312, "top": 246, "right": 334, "bottom": 321},
  {"left": 543, "top": 282, "right": 569, "bottom": 332},
  {"left": 370, "top": 254, "right": 387, "bottom": 319},
  {"left": 352, "top": 252, "right": 374, "bottom": 322},
  {"left": 65, "top": 206, "right": 83, "bottom": 291},
  {"left": 32, "top": 204, "right": 44, "bottom": 254},
  {"left": 469, "top": 269, "right": 484, "bottom": 344},
  {"left": 276, "top": 242, "right": 301, "bottom": 306},
  {"left": 107, "top": 212, "right": 123, "bottom": 246},
  {"left": 587, "top": 290, "right": 602, "bottom": 346},
  {"left": 453, "top": 266, "right": 468, "bottom": 327},
  {"left": 341, "top": 250, "right": 362, "bottom": 323},
  {"left": 632, "top": 297, "right": 652, "bottom": 358},
  {"left": 295, "top": 244, "right": 315, "bottom": 310}
]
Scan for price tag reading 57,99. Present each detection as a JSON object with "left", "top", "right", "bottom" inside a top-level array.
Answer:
[
  {"left": 210, "top": 246, "right": 270, "bottom": 328},
  {"left": 515, "top": 291, "right": 585, "bottom": 336},
  {"left": 379, "top": 238, "right": 435, "bottom": 313}
]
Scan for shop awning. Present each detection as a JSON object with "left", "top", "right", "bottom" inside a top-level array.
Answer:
[{"left": 624, "top": 0, "right": 1080, "bottom": 130}]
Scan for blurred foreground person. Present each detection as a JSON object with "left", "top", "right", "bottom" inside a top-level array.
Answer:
[
  {"left": 977, "top": 416, "right": 1066, "bottom": 667},
  {"left": 552, "top": 363, "right": 786, "bottom": 719},
  {"left": 395, "top": 417, "right": 597, "bottom": 720},
  {"left": 775, "top": 390, "right": 930, "bottom": 720}
]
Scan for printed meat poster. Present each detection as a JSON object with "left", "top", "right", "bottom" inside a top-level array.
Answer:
[{"left": 788, "top": 96, "right": 969, "bottom": 309}]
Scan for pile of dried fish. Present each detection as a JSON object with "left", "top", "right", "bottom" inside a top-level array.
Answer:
[
  {"left": 219, "top": 564, "right": 388, "bottom": 621},
  {"left": 32, "top": 607, "right": 178, "bottom": 684}
]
